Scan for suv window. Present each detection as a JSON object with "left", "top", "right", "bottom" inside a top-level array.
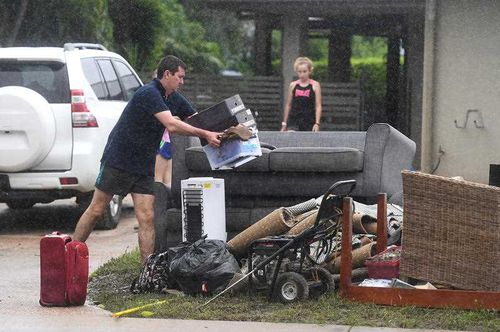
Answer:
[
  {"left": 0, "top": 61, "right": 70, "bottom": 103},
  {"left": 81, "top": 58, "right": 107, "bottom": 100},
  {"left": 97, "top": 59, "right": 123, "bottom": 101},
  {"left": 113, "top": 60, "right": 141, "bottom": 100}
]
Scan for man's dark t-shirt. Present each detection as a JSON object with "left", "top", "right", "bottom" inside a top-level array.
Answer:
[{"left": 101, "top": 79, "right": 195, "bottom": 176}]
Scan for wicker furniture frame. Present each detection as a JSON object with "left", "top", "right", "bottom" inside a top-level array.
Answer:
[
  {"left": 400, "top": 171, "right": 499, "bottom": 291},
  {"left": 339, "top": 194, "right": 500, "bottom": 310}
]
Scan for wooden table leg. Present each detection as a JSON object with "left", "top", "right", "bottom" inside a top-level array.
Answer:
[
  {"left": 340, "top": 197, "right": 353, "bottom": 294},
  {"left": 376, "top": 193, "right": 388, "bottom": 253}
]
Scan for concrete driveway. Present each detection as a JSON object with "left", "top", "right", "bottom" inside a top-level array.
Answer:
[
  {"left": 0, "top": 197, "right": 139, "bottom": 330},
  {"left": 0, "top": 198, "right": 453, "bottom": 332}
]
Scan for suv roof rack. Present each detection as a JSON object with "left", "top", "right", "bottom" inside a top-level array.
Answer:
[{"left": 64, "top": 43, "right": 108, "bottom": 51}]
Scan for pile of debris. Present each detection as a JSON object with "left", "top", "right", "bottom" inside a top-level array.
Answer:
[{"left": 133, "top": 180, "right": 406, "bottom": 305}]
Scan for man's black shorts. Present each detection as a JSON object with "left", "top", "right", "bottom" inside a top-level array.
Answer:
[{"left": 95, "top": 164, "right": 155, "bottom": 196}]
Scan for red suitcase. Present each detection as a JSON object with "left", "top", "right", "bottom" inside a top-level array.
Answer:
[{"left": 40, "top": 232, "right": 89, "bottom": 306}]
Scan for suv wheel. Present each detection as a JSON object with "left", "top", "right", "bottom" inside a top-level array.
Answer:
[
  {"left": 77, "top": 192, "right": 123, "bottom": 230},
  {"left": 6, "top": 200, "right": 35, "bottom": 210}
]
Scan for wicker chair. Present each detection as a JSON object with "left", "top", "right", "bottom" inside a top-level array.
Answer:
[{"left": 400, "top": 171, "right": 500, "bottom": 291}]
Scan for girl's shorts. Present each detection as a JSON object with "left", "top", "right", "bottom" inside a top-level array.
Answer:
[{"left": 158, "top": 140, "right": 172, "bottom": 160}]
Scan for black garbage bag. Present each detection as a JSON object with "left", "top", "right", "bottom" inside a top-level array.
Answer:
[
  {"left": 130, "top": 243, "right": 190, "bottom": 294},
  {"left": 130, "top": 251, "right": 172, "bottom": 293},
  {"left": 169, "top": 238, "right": 240, "bottom": 295}
]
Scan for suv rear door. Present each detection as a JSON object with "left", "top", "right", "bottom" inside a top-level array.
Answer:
[
  {"left": 111, "top": 59, "right": 142, "bottom": 101},
  {"left": 78, "top": 57, "right": 120, "bottom": 154},
  {"left": 79, "top": 57, "right": 142, "bottom": 151},
  {"left": 0, "top": 60, "right": 73, "bottom": 172}
]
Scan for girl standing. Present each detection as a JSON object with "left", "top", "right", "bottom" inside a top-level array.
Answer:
[{"left": 281, "top": 57, "right": 322, "bottom": 132}]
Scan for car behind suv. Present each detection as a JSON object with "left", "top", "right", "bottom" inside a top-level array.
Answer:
[{"left": 0, "top": 43, "right": 143, "bottom": 229}]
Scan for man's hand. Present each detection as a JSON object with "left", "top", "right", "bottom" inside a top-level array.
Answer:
[{"left": 205, "top": 131, "right": 222, "bottom": 148}]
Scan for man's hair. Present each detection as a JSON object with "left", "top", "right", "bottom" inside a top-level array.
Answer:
[{"left": 156, "top": 55, "right": 186, "bottom": 79}]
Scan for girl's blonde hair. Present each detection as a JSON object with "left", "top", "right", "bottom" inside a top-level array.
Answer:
[{"left": 293, "top": 57, "right": 314, "bottom": 72}]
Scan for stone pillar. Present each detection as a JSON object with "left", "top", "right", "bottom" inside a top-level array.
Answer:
[
  {"left": 254, "top": 15, "right": 273, "bottom": 76},
  {"left": 328, "top": 27, "right": 352, "bottom": 82},
  {"left": 420, "top": 0, "right": 437, "bottom": 173},
  {"left": 386, "top": 36, "right": 401, "bottom": 127},
  {"left": 406, "top": 11, "right": 426, "bottom": 168},
  {"left": 281, "top": 14, "right": 308, "bottom": 104}
]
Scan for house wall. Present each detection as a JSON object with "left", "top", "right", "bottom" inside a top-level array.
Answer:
[{"left": 430, "top": 0, "right": 500, "bottom": 183}]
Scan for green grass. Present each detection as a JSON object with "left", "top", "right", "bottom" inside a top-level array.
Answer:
[{"left": 89, "top": 249, "right": 499, "bottom": 331}]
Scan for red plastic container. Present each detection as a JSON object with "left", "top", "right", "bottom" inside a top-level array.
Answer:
[
  {"left": 365, "top": 246, "right": 401, "bottom": 279},
  {"left": 40, "top": 232, "right": 89, "bottom": 306}
]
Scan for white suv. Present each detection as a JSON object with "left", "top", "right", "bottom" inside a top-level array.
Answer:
[{"left": 0, "top": 43, "right": 143, "bottom": 229}]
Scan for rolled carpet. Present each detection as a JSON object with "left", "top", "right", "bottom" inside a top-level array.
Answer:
[
  {"left": 325, "top": 241, "right": 377, "bottom": 274},
  {"left": 286, "top": 210, "right": 318, "bottom": 236},
  {"left": 227, "top": 207, "right": 295, "bottom": 256}
]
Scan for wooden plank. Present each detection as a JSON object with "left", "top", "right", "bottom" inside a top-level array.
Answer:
[
  {"left": 324, "top": 89, "right": 360, "bottom": 94},
  {"left": 322, "top": 82, "right": 360, "bottom": 87},
  {"left": 323, "top": 92, "right": 361, "bottom": 97},
  {"left": 343, "top": 286, "right": 500, "bottom": 310},
  {"left": 322, "top": 120, "right": 358, "bottom": 127},
  {"left": 256, "top": 118, "right": 280, "bottom": 123},
  {"left": 245, "top": 102, "right": 281, "bottom": 107},
  {"left": 322, "top": 111, "right": 359, "bottom": 116},
  {"left": 322, "top": 97, "right": 361, "bottom": 104},
  {"left": 322, "top": 112, "right": 359, "bottom": 118},
  {"left": 256, "top": 111, "right": 280, "bottom": 115},
  {"left": 243, "top": 96, "right": 281, "bottom": 101},
  {"left": 323, "top": 104, "right": 361, "bottom": 109},
  {"left": 323, "top": 86, "right": 360, "bottom": 91},
  {"left": 321, "top": 125, "right": 359, "bottom": 131}
]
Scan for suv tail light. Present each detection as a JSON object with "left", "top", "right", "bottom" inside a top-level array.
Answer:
[
  {"left": 59, "top": 177, "right": 78, "bottom": 185},
  {"left": 71, "top": 89, "right": 98, "bottom": 127}
]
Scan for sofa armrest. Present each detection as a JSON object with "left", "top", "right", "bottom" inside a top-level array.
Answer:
[
  {"left": 362, "top": 123, "right": 416, "bottom": 197},
  {"left": 170, "top": 134, "right": 195, "bottom": 208}
]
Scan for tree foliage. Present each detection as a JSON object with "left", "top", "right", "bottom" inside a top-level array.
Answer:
[
  {"left": 108, "top": 0, "right": 223, "bottom": 74},
  {"left": 0, "top": 0, "right": 113, "bottom": 47},
  {"left": 0, "top": 0, "right": 225, "bottom": 75},
  {"left": 108, "top": 0, "right": 167, "bottom": 73},
  {"left": 161, "top": 0, "right": 224, "bottom": 74},
  {"left": 182, "top": 0, "right": 253, "bottom": 73},
  {"left": 352, "top": 35, "right": 387, "bottom": 58}
]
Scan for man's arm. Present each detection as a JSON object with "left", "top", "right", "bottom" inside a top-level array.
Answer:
[
  {"left": 167, "top": 91, "right": 197, "bottom": 119},
  {"left": 155, "top": 110, "right": 221, "bottom": 147}
]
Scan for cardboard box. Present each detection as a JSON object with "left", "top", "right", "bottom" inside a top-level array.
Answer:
[
  {"left": 186, "top": 95, "right": 255, "bottom": 146},
  {"left": 203, "top": 134, "right": 262, "bottom": 170},
  {"left": 186, "top": 95, "right": 261, "bottom": 170}
]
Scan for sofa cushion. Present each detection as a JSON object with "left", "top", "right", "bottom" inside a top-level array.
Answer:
[
  {"left": 185, "top": 147, "right": 271, "bottom": 172},
  {"left": 235, "top": 148, "right": 271, "bottom": 172},
  {"left": 269, "top": 147, "right": 364, "bottom": 172}
]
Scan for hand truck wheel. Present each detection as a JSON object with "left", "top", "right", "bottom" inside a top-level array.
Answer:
[
  {"left": 308, "top": 267, "right": 335, "bottom": 299},
  {"left": 273, "top": 272, "right": 309, "bottom": 303}
]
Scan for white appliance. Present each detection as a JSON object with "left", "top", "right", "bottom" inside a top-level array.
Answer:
[{"left": 181, "top": 177, "right": 226, "bottom": 242}]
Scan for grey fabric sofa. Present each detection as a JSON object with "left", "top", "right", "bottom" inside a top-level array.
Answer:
[{"left": 155, "top": 123, "right": 415, "bottom": 250}]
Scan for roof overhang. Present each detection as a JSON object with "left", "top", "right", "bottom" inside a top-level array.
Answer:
[{"left": 203, "top": 0, "right": 425, "bottom": 16}]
